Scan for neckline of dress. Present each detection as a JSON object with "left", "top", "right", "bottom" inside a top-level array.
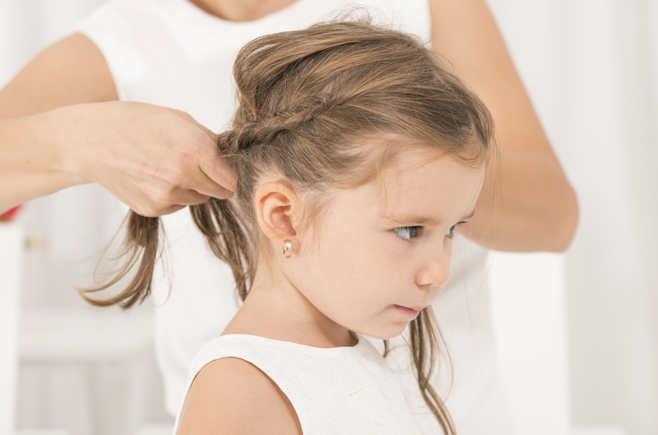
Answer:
[{"left": 216, "top": 332, "right": 368, "bottom": 357}]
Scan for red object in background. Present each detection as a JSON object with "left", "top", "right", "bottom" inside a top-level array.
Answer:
[{"left": 0, "top": 205, "right": 23, "bottom": 222}]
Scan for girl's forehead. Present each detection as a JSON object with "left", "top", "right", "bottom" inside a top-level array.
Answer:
[
  {"left": 389, "top": 152, "right": 482, "bottom": 201},
  {"left": 329, "top": 150, "right": 485, "bottom": 225}
]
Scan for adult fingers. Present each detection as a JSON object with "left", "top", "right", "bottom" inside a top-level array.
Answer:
[
  {"left": 123, "top": 183, "right": 211, "bottom": 217},
  {"left": 167, "top": 108, "right": 236, "bottom": 197},
  {"left": 172, "top": 109, "right": 219, "bottom": 143},
  {"left": 194, "top": 121, "right": 219, "bottom": 144},
  {"left": 180, "top": 113, "right": 237, "bottom": 195},
  {"left": 199, "top": 156, "right": 237, "bottom": 197},
  {"left": 130, "top": 201, "right": 187, "bottom": 218},
  {"left": 157, "top": 204, "right": 187, "bottom": 216},
  {"left": 177, "top": 143, "right": 235, "bottom": 200},
  {"left": 190, "top": 128, "right": 237, "bottom": 195},
  {"left": 186, "top": 173, "right": 235, "bottom": 200},
  {"left": 167, "top": 188, "right": 212, "bottom": 206}
]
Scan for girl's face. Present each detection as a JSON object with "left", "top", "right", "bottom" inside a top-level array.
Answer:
[{"left": 284, "top": 148, "right": 485, "bottom": 340}]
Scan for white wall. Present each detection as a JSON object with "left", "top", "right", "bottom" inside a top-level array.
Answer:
[
  {"left": 488, "top": 1, "right": 658, "bottom": 434},
  {"left": 560, "top": 2, "right": 658, "bottom": 432},
  {"left": 0, "top": 223, "right": 25, "bottom": 435}
]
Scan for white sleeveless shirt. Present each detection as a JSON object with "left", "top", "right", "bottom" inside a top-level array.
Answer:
[
  {"left": 173, "top": 334, "right": 422, "bottom": 434},
  {"left": 74, "top": 1, "right": 515, "bottom": 433}
]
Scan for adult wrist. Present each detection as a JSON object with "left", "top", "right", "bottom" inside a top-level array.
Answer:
[{"left": 36, "top": 106, "right": 90, "bottom": 186}]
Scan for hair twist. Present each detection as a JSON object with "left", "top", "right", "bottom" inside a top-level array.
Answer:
[{"left": 220, "top": 99, "right": 335, "bottom": 153}]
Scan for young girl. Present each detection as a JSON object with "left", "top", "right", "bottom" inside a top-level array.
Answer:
[{"left": 87, "top": 20, "right": 493, "bottom": 434}]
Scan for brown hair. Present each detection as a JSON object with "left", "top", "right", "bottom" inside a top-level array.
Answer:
[{"left": 82, "top": 20, "right": 494, "bottom": 434}]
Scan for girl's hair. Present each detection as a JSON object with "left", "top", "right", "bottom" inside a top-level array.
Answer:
[{"left": 82, "top": 20, "right": 494, "bottom": 434}]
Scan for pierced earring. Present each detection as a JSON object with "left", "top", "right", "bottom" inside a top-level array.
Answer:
[{"left": 283, "top": 240, "right": 292, "bottom": 258}]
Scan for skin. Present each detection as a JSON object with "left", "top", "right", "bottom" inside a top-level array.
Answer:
[
  {"left": 188, "top": 0, "right": 297, "bottom": 21},
  {"left": 177, "top": 148, "right": 485, "bottom": 434}
]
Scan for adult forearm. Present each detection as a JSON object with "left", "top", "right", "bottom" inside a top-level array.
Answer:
[
  {"left": 0, "top": 113, "right": 85, "bottom": 213},
  {"left": 2, "top": 102, "right": 235, "bottom": 217},
  {"left": 460, "top": 149, "right": 579, "bottom": 253}
]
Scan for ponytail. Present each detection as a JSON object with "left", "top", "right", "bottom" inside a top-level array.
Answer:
[
  {"left": 80, "top": 197, "right": 256, "bottom": 307},
  {"left": 189, "top": 199, "right": 254, "bottom": 302},
  {"left": 79, "top": 212, "right": 161, "bottom": 309}
]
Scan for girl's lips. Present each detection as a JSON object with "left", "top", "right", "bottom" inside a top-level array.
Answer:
[{"left": 394, "top": 305, "right": 421, "bottom": 318}]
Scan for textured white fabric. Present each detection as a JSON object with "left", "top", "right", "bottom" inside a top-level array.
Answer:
[
  {"left": 73, "top": 1, "right": 515, "bottom": 433},
  {"left": 173, "top": 334, "right": 422, "bottom": 435}
]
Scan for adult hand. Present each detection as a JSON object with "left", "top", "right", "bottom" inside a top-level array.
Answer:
[
  {"left": 49, "top": 101, "right": 237, "bottom": 217},
  {"left": 0, "top": 33, "right": 235, "bottom": 216}
]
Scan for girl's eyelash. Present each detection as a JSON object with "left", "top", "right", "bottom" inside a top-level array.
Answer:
[
  {"left": 393, "top": 222, "right": 463, "bottom": 242},
  {"left": 393, "top": 226, "right": 421, "bottom": 241}
]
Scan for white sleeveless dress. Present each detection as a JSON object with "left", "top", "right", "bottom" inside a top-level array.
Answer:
[
  {"left": 172, "top": 334, "right": 422, "bottom": 434},
  {"left": 73, "top": 1, "right": 515, "bottom": 433}
]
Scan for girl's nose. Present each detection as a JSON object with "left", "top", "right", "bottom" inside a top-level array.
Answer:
[{"left": 415, "top": 252, "right": 450, "bottom": 288}]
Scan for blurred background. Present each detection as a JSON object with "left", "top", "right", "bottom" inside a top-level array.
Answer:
[{"left": 0, "top": 0, "right": 657, "bottom": 434}]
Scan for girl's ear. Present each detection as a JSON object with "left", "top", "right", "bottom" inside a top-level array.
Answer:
[{"left": 254, "top": 181, "right": 300, "bottom": 247}]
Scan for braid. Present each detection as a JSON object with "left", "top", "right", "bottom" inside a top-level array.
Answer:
[{"left": 221, "top": 98, "right": 336, "bottom": 152}]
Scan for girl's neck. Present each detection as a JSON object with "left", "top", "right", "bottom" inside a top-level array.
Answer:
[
  {"left": 222, "top": 268, "right": 358, "bottom": 348},
  {"left": 187, "top": 0, "right": 298, "bottom": 22}
]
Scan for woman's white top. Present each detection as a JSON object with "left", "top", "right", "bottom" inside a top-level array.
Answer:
[
  {"left": 74, "top": 1, "right": 515, "bottom": 433},
  {"left": 173, "top": 334, "right": 422, "bottom": 434}
]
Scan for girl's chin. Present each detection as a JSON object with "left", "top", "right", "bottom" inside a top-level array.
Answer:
[{"left": 357, "top": 323, "right": 410, "bottom": 341}]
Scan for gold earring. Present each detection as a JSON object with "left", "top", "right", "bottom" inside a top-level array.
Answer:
[{"left": 283, "top": 240, "right": 292, "bottom": 258}]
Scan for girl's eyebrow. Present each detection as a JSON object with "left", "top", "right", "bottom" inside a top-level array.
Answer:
[{"left": 384, "top": 209, "right": 476, "bottom": 225}]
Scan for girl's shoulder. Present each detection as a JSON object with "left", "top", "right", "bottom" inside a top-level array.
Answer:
[
  {"left": 174, "top": 333, "right": 368, "bottom": 434},
  {"left": 175, "top": 355, "right": 302, "bottom": 434},
  {"left": 175, "top": 334, "right": 423, "bottom": 434}
]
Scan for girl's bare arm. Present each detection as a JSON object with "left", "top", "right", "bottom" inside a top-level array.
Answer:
[
  {"left": 0, "top": 34, "right": 235, "bottom": 216},
  {"left": 429, "top": 0, "right": 579, "bottom": 252},
  {"left": 176, "top": 358, "right": 303, "bottom": 435}
]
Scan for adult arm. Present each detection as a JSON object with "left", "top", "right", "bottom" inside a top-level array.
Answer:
[
  {"left": 176, "top": 357, "right": 303, "bottom": 435},
  {"left": 0, "top": 33, "right": 235, "bottom": 217},
  {"left": 429, "top": 0, "right": 579, "bottom": 252}
]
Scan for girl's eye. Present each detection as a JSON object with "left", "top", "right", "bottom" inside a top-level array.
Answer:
[
  {"left": 446, "top": 224, "right": 457, "bottom": 238},
  {"left": 394, "top": 226, "right": 420, "bottom": 241}
]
